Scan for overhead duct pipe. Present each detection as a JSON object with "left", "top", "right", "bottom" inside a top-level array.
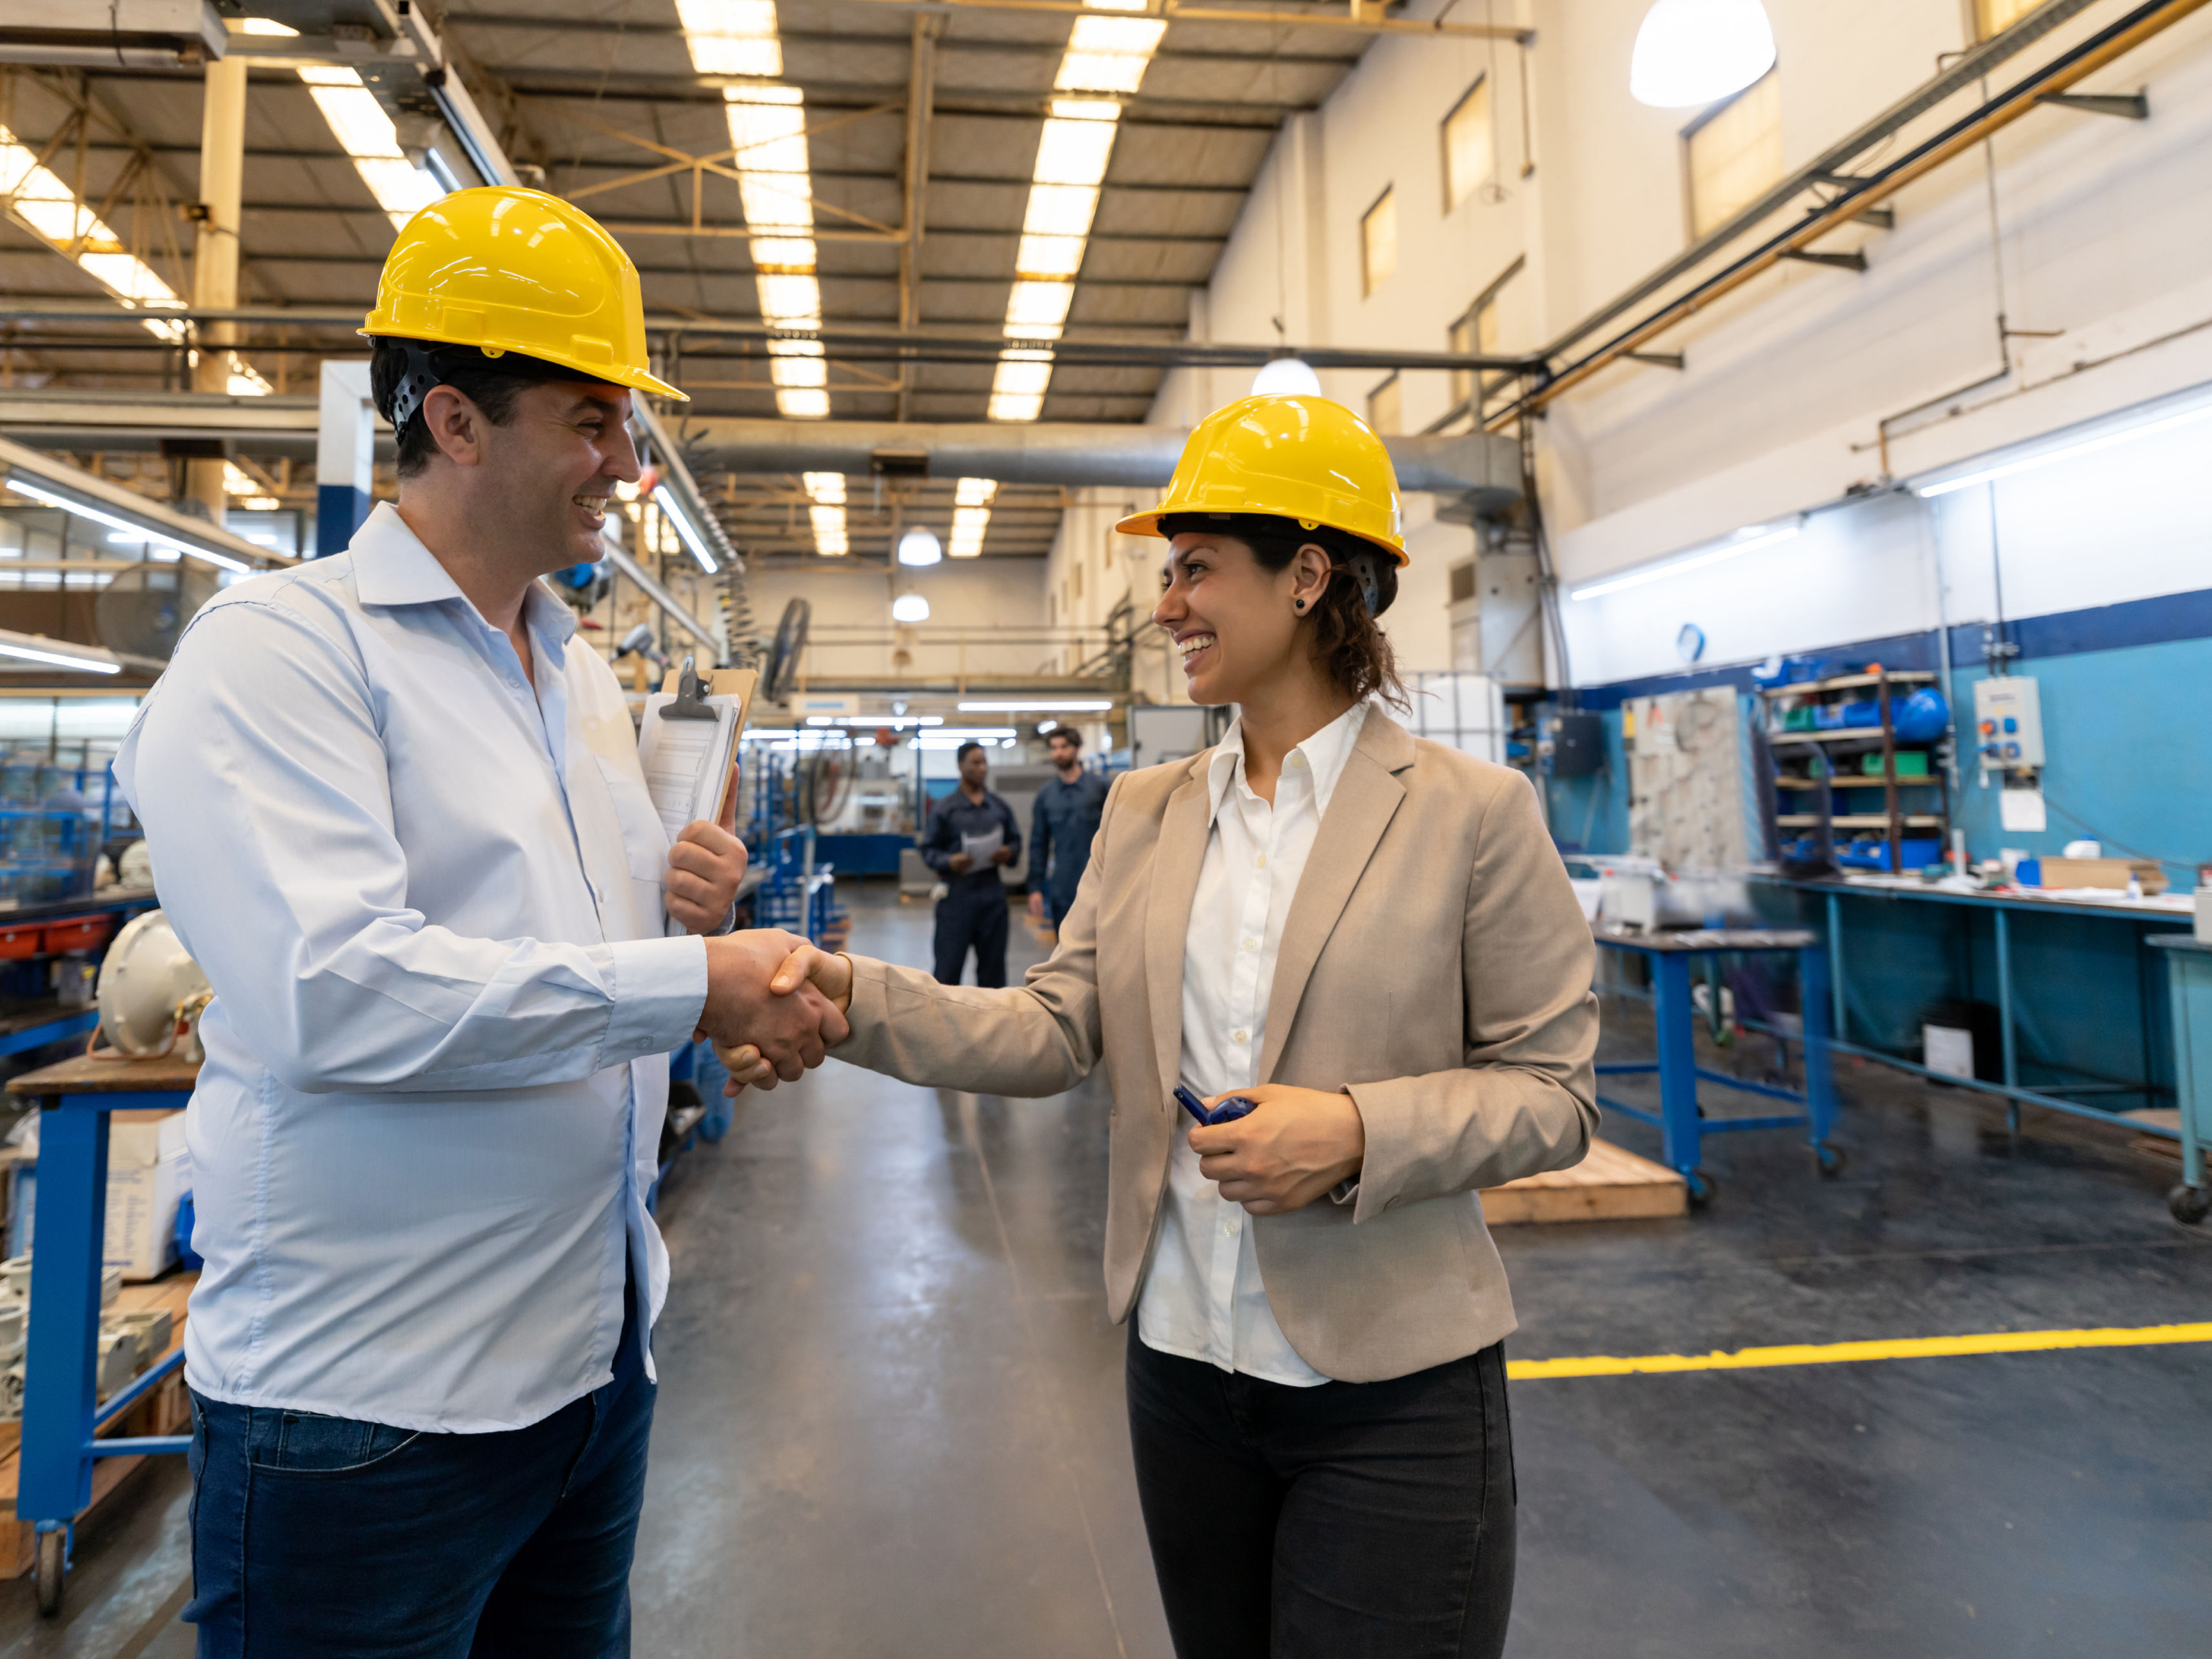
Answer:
[{"left": 678, "top": 419, "right": 1524, "bottom": 508}]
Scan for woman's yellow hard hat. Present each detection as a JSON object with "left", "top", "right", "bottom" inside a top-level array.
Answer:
[
  {"left": 360, "top": 186, "right": 684, "bottom": 401},
  {"left": 1115, "top": 393, "right": 1405, "bottom": 564}
]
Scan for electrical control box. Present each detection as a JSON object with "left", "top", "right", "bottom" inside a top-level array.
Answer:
[{"left": 1972, "top": 676, "right": 2044, "bottom": 771}]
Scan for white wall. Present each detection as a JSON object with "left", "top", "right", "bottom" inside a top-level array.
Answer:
[
  {"left": 749, "top": 559, "right": 1048, "bottom": 684},
  {"left": 1154, "top": 0, "right": 2212, "bottom": 688}
]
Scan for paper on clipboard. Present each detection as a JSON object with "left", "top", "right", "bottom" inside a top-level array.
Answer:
[{"left": 637, "top": 662, "right": 758, "bottom": 843}]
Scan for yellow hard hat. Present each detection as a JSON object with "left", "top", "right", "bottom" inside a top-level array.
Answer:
[
  {"left": 360, "top": 186, "right": 684, "bottom": 402},
  {"left": 1115, "top": 393, "right": 1405, "bottom": 564}
]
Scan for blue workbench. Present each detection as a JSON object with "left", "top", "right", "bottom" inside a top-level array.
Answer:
[
  {"left": 2146, "top": 933, "right": 2212, "bottom": 1223},
  {"left": 1592, "top": 924, "right": 1839, "bottom": 1201},
  {"left": 6, "top": 1051, "right": 196, "bottom": 1616},
  {"left": 1788, "top": 877, "right": 2192, "bottom": 1151}
]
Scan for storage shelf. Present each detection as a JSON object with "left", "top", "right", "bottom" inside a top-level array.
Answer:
[
  {"left": 1777, "top": 813, "right": 1948, "bottom": 829},
  {"left": 1758, "top": 670, "right": 1937, "bottom": 698},
  {"left": 1776, "top": 775, "right": 1938, "bottom": 788}
]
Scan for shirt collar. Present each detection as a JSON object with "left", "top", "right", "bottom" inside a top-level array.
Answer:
[
  {"left": 1205, "top": 700, "right": 1371, "bottom": 825},
  {"left": 349, "top": 502, "right": 579, "bottom": 659}
]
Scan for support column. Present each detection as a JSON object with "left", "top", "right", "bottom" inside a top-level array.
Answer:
[
  {"left": 317, "top": 360, "right": 376, "bottom": 557},
  {"left": 188, "top": 54, "right": 248, "bottom": 524}
]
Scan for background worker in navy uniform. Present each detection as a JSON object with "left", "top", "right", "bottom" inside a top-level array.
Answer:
[
  {"left": 922, "top": 740, "right": 1022, "bottom": 986},
  {"left": 1026, "top": 725, "right": 1110, "bottom": 933}
]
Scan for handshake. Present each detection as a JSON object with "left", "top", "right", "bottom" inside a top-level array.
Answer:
[{"left": 697, "top": 930, "right": 854, "bottom": 1088}]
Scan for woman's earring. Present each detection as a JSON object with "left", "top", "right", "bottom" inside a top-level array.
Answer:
[{"left": 1294, "top": 599, "right": 1306, "bottom": 612}]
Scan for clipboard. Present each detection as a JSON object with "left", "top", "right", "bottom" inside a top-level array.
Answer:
[{"left": 636, "top": 656, "right": 757, "bottom": 842}]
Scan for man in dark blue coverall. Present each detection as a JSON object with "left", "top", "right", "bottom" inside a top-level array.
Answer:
[
  {"left": 1025, "top": 725, "right": 1110, "bottom": 932},
  {"left": 921, "top": 740, "right": 1022, "bottom": 986}
]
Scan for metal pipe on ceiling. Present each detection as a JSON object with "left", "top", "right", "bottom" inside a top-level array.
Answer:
[
  {"left": 1506, "top": 0, "right": 2211, "bottom": 425},
  {"left": 675, "top": 419, "right": 1525, "bottom": 499}
]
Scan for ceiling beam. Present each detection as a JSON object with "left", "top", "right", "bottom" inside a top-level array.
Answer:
[{"left": 504, "top": 72, "right": 1307, "bottom": 124}]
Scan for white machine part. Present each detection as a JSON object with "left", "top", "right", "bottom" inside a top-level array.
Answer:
[
  {"left": 1972, "top": 676, "right": 2044, "bottom": 771},
  {"left": 94, "top": 910, "right": 210, "bottom": 1060}
]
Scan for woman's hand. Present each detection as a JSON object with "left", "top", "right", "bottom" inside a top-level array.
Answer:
[
  {"left": 1189, "top": 1085, "right": 1365, "bottom": 1216},
  {"left": 716, "top": 945, "right": 854, "bottom": 1096}
]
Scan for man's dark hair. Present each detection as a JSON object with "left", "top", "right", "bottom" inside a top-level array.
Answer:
[
  {"left": 956, "top": 740, "right": 985, "bottom": 762},
  {"left": 1045, "top": 726, "right": 1081, "bottom": 749},
  {"left": 370, "top": 337, "right": 613, "bottom": 479}
]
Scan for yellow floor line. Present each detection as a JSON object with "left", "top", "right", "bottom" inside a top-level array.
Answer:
[{"left": 1507, "top": 1322, "right": 2212, "bottom": 1380}]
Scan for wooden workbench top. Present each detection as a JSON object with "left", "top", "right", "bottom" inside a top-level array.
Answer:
[{"left": 6, "top": 1052, "right": 200, "bottom": 1097}]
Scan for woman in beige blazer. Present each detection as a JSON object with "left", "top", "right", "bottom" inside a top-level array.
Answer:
[{"left": 724, "top": 395, "right": 1598, "bottom": 1659}]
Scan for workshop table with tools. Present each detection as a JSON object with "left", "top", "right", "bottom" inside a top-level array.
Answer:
[
  {"left": 1591, "top": 924, "right": 1840, "bottom": 1202},
  {"left": 6, "top": 1051, "right": 197, "bottom": 1616}
]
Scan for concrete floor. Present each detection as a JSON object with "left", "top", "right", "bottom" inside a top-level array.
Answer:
[{"left": 5, "top": 878, "right": 2210, "bottom": 1655}]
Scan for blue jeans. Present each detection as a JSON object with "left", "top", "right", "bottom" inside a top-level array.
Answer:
[{"left": 184, "top": 1275, "right": 656, "bottom": 1657}]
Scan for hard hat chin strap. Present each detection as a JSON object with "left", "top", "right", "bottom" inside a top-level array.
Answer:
[
  {"left": 1334, "top": 550, "right": 1384, "bottom": 617},
  {"left": 379, "top": 340, "right": 445, "bottom": 437}
]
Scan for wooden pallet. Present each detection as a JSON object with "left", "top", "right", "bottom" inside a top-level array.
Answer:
[
  {"left": 1481, "top": 1137, "right": 1689, "bottom": 1225},
  {"left": 0, "top": 1272, "right": 195, "bottom": 1576}
]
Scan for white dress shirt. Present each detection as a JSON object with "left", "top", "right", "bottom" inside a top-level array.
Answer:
[
  {"left": 1136, "top": 700, "right": 1370, "bottom": 1386},
  {"left": 114, "top": 504, "right": 709, "bottom": 1433}
]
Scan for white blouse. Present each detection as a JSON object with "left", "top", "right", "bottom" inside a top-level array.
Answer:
[{"left": 1135, "top": 699, "right": 1371, "bottom": 1386}]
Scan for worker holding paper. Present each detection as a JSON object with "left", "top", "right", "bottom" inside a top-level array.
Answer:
[
  {"left": 114, "top": 186, "right": 846, "bottom": 1654},
  {"left": 921, "top": 739, "right": 1023, "bottom": 986}
]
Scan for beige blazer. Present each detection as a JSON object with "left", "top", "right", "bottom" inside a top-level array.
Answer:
[{"left": 835, "top": 705, "right": 1598, "bottom": 1382}]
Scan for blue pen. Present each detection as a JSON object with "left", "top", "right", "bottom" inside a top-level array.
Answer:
[{"left": 1174, "top": 1084, "right": 1259, "bottom": 1128}]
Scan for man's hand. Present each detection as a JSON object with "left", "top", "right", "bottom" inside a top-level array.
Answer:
[
  {"left": 666, "top": 764, "right": 745, "bottom": 935},
  {"left": 991, "top": 844, "right": 1014, "bottom": 866},
  {"left": 698, "top": 929, "right": 848, "bottom": 1087},
  {"left": 947, "top": 852, "right": 974, "bottom": 873},
  {"left": 1189, "top": 1085, "right": 1366, "bottom": 1216},
  {"left": 716, "top": 944, "right": 853, "bottom": 1095},
  {"left": 1026, "top": 890, "right": 1047, "bottom": 920}
]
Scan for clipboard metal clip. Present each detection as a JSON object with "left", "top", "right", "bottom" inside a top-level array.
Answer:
[{"left": 664, "top": 655, "right": 719, "bottom": 722}]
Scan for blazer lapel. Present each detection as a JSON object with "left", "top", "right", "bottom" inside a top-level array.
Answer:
[
  {"left": 1256, "top": 711, "right": 1415, "bottom": 1084},
  {"left": 1145, "top": 756, "right": 1214, "bottom": 1107}
]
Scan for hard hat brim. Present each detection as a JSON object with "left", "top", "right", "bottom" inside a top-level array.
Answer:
[
  {"left": 357, "top": 321, "right": 689, "bottom": 403},
  {"left": 1114, "top": 506, "right": 1410, "bottom": 567}
]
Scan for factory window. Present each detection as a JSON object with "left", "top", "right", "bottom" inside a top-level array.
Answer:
[
  {"left": 1684, "top": 69, "right": 1782, "bottom": 239},
  {"left": 1361, "top": 187, "right": 1397, "bottom": 295},
  {"left": 1441, "top": 77, "right": 1493, "bottom": 212},
  {"left": 1973, "top": 0, "right": 2040, "bottom": 38},
  {"left": 1448, "top": 560, "right": 1477, "bottom": 605},
  {"left": 1449, "top": 253, "right": 1523, "bottom": 414},
  {"left": 1367, "top": 373, "right": 1401, "bottom": 436}
]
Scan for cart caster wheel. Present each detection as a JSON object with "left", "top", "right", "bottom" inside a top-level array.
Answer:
[
  {"left": 1815, "top": 1140, "right": 1846, "bottom": 1176},
  {"left": 1684, "top": 1168, "right": 1715, "bottom": 1207},
  {"left": 34, "top": 1527, "right": 64, "bottom": 1617},
  {"left": 2168, "top": 1184, "right": 2211, "bottom": 1226}
]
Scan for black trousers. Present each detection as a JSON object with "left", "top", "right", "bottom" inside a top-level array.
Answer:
[
  {"left": 932, "top": 883, "right": 1009, "bottom": 986},
  {"left": 1125, "top": 1330, "right": 1516, "bottom": 1659}
]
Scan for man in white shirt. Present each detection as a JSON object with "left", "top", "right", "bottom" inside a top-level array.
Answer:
[{"left": 116, "top": 187, "right": 846, "bottom": 1654}]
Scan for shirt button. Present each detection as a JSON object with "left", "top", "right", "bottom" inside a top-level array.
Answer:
[
  {"left": 1232, "top": 1028, "right": 1249, "bottom": 1044},
  {"left": 1241, "top": 939, "right": 1258, "bottom": 953},
  {"left": 1222, "top": 1218, "right": 1239, "bottom": 1236},
  {"left": 1256, "top": 853, "right": 1267, "bottom": 868}
]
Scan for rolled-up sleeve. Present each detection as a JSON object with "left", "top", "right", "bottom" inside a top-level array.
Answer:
[{"left": 119, "top": 600, "right": 707, "bottom": 1095}]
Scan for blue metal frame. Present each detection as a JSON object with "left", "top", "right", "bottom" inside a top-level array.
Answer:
[
  {"left": 18, "top": 1086, "right": 195, "bottom": 1573},
  {"left": 1810, "top": 879, "right": 2188, "bottom": 1142},
  {"left": 1592, "top": 936, "right": 1837, "bottom": 1180},
  {"left": 0, "top": 1011, "right": 97, "bottom": 1057}
]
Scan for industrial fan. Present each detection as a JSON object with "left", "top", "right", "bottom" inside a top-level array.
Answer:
[
  {"left": 798, "top": 750, "right": 854, "bottom": 829},
  {"left": 762, "top": 598, "right": 809, "bottom": 703},
  {"left": 95, "top": 564, "right": 221, "bottom": 662}
]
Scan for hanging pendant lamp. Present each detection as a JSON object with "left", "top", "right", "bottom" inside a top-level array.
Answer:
[{"left": 1630, "top": 0, "right": 1777, "bottom": 108}]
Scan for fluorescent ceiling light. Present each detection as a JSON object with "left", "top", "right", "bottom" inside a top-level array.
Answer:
[
  {"left": 957, "top": 700, "right": 1114, "bottom": 712},
  {"left": 297, "top": 66, "right": 447, "bottom": 229},
  {"left": 1568, "top": 520, "right": 1802, "bottom": 601},
  {"left": 926, "top": 728, "right": 1019, "bottom": 740},
  {"left": 676, "top": 0, "right": 783, "bottom": 77},
  {"left": 6, "top": 475, "right": 251, "bottom": 573},
  {"left": 1913, "top": 396, "right": 2212, "bottom": 498},
  {"left": 1630, "top": 0, "right": 1777, "bottom": 108},
  {"left": 1252, "top": 357, "right": 1323, "bottom": 397},
  {"left": 807, "top": 713, "right": 942, "bottom": 727},
  {"left": 651, "top": 484, "right": 719, "bottom": 573},
  {"left": 0, "top": 120, "right": 188, "bottom": 342},
  {"left": 804, "top": 472, "right": 847, "bottom": 555},
  {"left": 897, "top": 527, "right": 943, "bottom": 567},
  {"left": 0, "top": 635, "right": 122, "bottom": 675},
  {"left": 891, "top": 593, "right": 931, "bottom": 622}
]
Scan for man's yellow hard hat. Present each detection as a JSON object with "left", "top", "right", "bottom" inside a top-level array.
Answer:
[
  {"left": 1114, "top": 393, "right": 1405, "bottom": 565},
  {"left": 360, "top": 185, "right": 684, "bottom": 402}
]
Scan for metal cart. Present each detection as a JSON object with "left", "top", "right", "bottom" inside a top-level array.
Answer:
[
  {"left": 2147, "top": 935, "right": 2212, "bottom": 1223},
  {"left": 7, "top": 1051, "right": 197, "bottom": 1616},
  {"left": 1591, "top": 924, "right": 1840, "bottom": 1202}
]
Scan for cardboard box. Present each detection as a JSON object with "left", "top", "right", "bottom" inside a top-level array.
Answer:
[
  {"left": 103, "top": 1110, "right": 188, "bottom": 1282},
  {"left": 2035, "top": 857, "right": 2168, "bottom": 895}
]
